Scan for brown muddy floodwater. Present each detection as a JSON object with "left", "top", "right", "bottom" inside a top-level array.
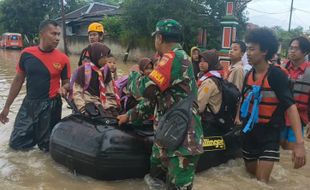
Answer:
[{"left": 0, "top": 49, "right": 309, "bottom": 190}]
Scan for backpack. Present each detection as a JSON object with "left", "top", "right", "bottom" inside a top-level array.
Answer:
[
  {"left": 156, "top": 93, "right": 195, "bottom": 150},
  {"left": 207, "top": 77, "right": 241, "bottom": 129}
]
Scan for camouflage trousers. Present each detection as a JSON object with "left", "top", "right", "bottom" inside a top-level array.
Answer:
[{"left": 150, "top": 145, "right": 199, "bottom": 189}]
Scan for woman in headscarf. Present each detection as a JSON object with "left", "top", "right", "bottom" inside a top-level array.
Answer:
[
  {"left": 197, "top": 50, "right": 224, "bottom": 130},
  {"left": 71, "top": 42, "right": 120, "bottom": 117}
]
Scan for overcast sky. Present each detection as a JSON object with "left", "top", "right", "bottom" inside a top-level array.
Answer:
[{"left": 246, "top": 0, "right": 310, "bottom": 30}]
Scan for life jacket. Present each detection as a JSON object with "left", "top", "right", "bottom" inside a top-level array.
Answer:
[
  {"left": 69, "top": 61, "right": 120, "bottom": 107},
  {"left": 284, "top": 61, "right": 310, "bottom": 112},
  {"left": 241, "top": 65, "right": 281, "bottom": 132}
]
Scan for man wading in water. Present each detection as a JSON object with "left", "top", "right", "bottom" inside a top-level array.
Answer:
[
  {"left": 0, "top": 20, "right": 70, "bottom": 152},
  {"left": 118, "top": 19, "right": 203, "bottom": 190}
]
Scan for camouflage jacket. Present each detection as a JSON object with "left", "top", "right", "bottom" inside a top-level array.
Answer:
[
  {"left": 127, "top": 43, "right": 204, "bottom": 157},
  {"left": 127, "top": 71, "right": 144, "bottom": 101}
]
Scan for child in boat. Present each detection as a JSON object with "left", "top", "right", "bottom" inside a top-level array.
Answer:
[
  {"left": 197, "top": 50, "right": 223, "bottom": 132},
  {"left": 119, "top": 57, "right": 154, "bottom": 113},
  {"left": 106, "top": 55, "right": 118, "bottom": 80},
  {"left": 71, "top": 42, "right": 120, "bottom": 117}
]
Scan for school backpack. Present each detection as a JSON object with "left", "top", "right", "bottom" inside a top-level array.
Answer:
[{"left": 208, "top": 77, "right": 241, "bottom": 129}]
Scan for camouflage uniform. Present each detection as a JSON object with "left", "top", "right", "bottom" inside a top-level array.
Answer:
[
  {"left": 127, "top": 71, "right": 144, "bottom": 101},
  {"left": 127, "top": 19, "right": 203, "bottom": 189}
]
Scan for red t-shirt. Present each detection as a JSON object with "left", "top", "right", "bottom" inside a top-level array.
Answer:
[{"left": 16, "top": 46, "right": 70, "bottom": 99}]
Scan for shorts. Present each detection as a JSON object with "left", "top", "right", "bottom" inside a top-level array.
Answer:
[
  {"left": 280, "top": 126, "right": 304, "bottom": 143},
  {"left": 9, "top": 96, "right": 62, "bottom": 151},
  {"left": 242, "top": 125, "right": 280, "bottom": 162}
]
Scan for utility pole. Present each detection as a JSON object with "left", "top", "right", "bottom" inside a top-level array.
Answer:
[
  {"left": 288, "top": 0, "right": 294, "bottom": 32},
  {"left": 61, "top": 0, "right": 69, "bottom": 55}
]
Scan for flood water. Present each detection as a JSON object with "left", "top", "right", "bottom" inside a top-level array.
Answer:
[{"left": 0, "top": 49, "right": 309, "bottom": 190}]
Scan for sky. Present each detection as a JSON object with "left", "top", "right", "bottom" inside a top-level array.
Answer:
[{"left": 246, "top": 0, "right": 310, "bottom": 31}]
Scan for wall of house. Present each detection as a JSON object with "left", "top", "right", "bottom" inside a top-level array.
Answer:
[{"left": 58, "top": 34, "right": 155, "bottom": 62}]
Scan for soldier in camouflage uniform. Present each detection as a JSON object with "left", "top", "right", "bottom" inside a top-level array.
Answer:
[{"left": 117, "top": 19, "right": 203, "bottom": 190}]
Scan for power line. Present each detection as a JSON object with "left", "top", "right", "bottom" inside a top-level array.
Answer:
[
  {"left": 247, "top": 7, "right": 290, "bottom": 14},
  {"left": 295, "top": 8, "right": 310, "bottom": 14}
]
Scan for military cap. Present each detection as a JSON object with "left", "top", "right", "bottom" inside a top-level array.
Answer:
[{"left": 151, "top": 19, "right": 182, "bottom": 36}]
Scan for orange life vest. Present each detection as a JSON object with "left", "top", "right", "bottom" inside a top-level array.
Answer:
[
  {"left": 243, "top": 67, "right": 280, "bottom": 124},
  {"left": 285, "top": 62, "right": 310, "bottom": 112}
]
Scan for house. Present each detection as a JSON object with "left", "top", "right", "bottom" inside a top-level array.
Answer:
[{"left": 56, "top": 2, "right": 120, "bottom": 36}]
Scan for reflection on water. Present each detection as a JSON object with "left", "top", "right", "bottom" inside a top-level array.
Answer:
[{"left": 0, "top": 49, "right": 309, "bottom": 190}]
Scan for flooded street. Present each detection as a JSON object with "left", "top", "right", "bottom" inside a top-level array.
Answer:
[{"left": 0, "top": 50, "right": 310, "bottom": 190}]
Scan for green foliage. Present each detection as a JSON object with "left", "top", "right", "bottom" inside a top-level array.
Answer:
[
  {"left": 0, "top": 0, "right": 88, "bottom": 44},
  {"left": 102, "top": 16, "right": 122, "bottom": 39},
  {"left": 119, "top": 0, "right": 204, "bottom": 51},
  {"left": 272, "top": 26, "right": 305, "bottom": 56},
  {"left": 118, "top": 0, "right": 249, "bottom": 51},
  {"left": 0, "top": 0, "right": 49, "bottom": 41},
  {"left": 199, "top": 0, "right": 249, "bottom": 49},
  {"left": 47, "top": 0, "right": 89, "bottom": 19}
]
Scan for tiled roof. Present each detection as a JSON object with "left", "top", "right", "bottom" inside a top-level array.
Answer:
[{"left": 56, "top": 2, "right": 119, "bottom": 22}]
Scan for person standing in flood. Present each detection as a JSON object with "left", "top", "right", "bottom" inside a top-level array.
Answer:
[
  {"left": 117, "top": 19, "right": 203, "bottom": 190},
  {"left": 281, "top": 36, "right": 310, "bottom": 146},
  {"left": 240, "top": 28, "right": 306, "bottom": 183},
  {"left": 0, "top": 20, "right": 70, "bottom": 152}
]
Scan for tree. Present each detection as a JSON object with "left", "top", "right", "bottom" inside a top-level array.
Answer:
[
  {"left": 0, "top": 0, "right": 88, "bottom": 44},
  {"left": 47, "top": 0, "right": 89, "bottom": 19},
  {"left": 0, "top": 0, "right": 50, "bottom": 42},
  {"left": 112, "top": 0, "right": 250, "bottom": 53},
  {"left": 198, "top": 0, "right": 249, "bottom": 49},
  {"left": 272, "top": 26, "right": 305, "bottom": 56},
  {"left": 119, "top": 0, "right": 204, "bottom": 52},
  {"left": 102, "top": 16, "right": 122, "bottom": 39}
]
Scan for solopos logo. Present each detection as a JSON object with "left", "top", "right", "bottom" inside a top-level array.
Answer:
[{"left": 203, "top": 136, "right": 226, "bottom": 151}]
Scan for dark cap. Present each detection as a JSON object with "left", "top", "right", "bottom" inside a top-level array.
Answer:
[{"left": 151, "top": 19, "right": 182, "bottom": 36}]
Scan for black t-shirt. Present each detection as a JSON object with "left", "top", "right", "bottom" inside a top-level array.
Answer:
[{"left": 267, "top": 65, "right": 295, "bottom": 110}]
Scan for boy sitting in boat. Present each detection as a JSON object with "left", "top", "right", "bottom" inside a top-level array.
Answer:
[{"left": 71, "top": 42, "right": 120, "bottom": 117}]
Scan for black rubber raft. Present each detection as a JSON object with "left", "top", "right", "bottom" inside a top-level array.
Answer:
[{"left": 50, "top": 114, "right": 241, "bottom": 180}]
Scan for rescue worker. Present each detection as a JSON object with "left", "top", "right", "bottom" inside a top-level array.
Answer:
[
  {"left": 119, "top": 58, "right": 154, "bottom": 114},
  {"left": 0, "top": 20, "right": 70, "bottom": 152},
  {"left": 117, "top": 19, "right": 203, "bottom": 190},
  {"left": 78, "top": 22, "right": 108, "bottom": 66},
  {"left": 190, "top": 46, "right": 201, "bottom": 80},
  {"left": 281, "top": 36, "right": 310, "bottom": 148},
  {"left": 240, "top": 28, "right": 306, "bottom": 183},
  {"left": 71, "top": 43, "right": 120, "bottom": 117}
]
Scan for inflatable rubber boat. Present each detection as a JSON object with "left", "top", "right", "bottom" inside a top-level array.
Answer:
[{"left": 50, "top": 114, "right": 241, "bottom": 180}]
